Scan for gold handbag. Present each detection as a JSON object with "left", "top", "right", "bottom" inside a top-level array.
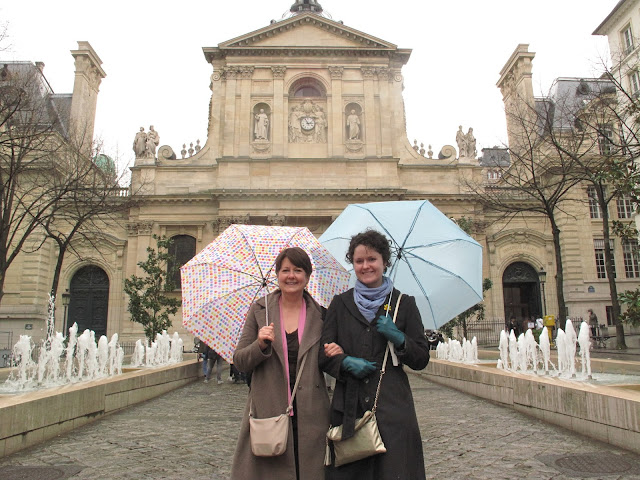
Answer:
[
  {"left": 325, "top": 294, "right": 403, "bottom": 467},
  {"left": 326, "top": 409, "right": 386, "bottom": 467},
  {"left": 249, "top": 354, "right": 307, "bottom": 457}
]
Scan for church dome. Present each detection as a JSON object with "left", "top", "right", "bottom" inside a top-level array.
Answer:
[{"left": 93, "top": 153, "right": 116, "bottom": 178}]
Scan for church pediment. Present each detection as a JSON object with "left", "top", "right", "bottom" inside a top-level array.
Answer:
[{"left": 218, "top": 13, "right": 396, "bottom": 51}]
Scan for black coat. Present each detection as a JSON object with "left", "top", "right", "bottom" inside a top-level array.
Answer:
[{"left": 319, "top": 288, "right": 430, "bottom": 480}]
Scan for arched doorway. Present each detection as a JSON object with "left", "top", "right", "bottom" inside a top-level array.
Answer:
[
  {"left": 502, "top": 262, "right": 542, "bottom": 328},
  {"left": 68, "top": 265, "right": 110, "bottom": 338}
]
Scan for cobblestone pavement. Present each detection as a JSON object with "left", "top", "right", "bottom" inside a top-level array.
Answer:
[{"left": 2, "top": 370, "right": 640, "bottom": 479}]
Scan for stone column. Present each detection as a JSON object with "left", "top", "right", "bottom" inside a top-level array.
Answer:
[
  {"left": 377, "top": 68, "right": 392, "bottom": 157},
  {"left": 328, "top": 66, "right": 344, "bottom": 158},
  {"left": 238, "top": 67, "right": 254, "bottom": 156},
  {"left": 361, "top": 67, "right": 377, "bottom": 157},
  {"left": 272, "top": 66, "right": 287, "bottom": 157},
  {"left": 70, "top": 42, "right": 106, "bottom": 156},
  {"left": 223, "top": 67, "right": 238, "bottom": 158}
]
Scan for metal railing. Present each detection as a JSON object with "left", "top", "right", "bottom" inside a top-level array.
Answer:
[{"left": 464, "top": 317, "right": 507, "bottom": 347}]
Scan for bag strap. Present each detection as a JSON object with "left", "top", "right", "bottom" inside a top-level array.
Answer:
[
  {"left": 372, "top": 293, "right": 402, "bottom": 413},
  {"left": 286, "top": 353, "right": 307, "bottom": 413},
  {"left": 250, "top": 352, "right": 307, "bottom": 417}
]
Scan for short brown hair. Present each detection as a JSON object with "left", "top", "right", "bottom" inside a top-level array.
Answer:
[
  {"left": 275, "top": 247, "right": 313, "bottom": 277},
  {"left": 345, "top": 229, "right": 392, "bottom": 269}
]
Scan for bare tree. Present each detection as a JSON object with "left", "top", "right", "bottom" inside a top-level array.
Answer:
[
  {"left": 462, "top": 93, "right": 584, "bottom": 324},
  {"left": 0, "top": 60, "right": 112, "bottom": 304}
]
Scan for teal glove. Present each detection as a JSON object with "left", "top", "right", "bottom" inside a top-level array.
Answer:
[
  {"left": 376, "top": 315, "right": 406, "bottom": 348},
  {"left": 341, "top": 356, "right": 377, "bottom": 379}
]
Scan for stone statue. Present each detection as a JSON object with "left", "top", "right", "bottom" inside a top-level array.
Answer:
[
  {"left": 133, "top": 127, "right": 147, "bottom": 158},
  {"left": 346, "top": 109, "right": 360, "bottom": 140},
  {"left": 146, "top": 125, "right": 160, "bottom": 157},
  {"left": 254, "top": 109, "right": 269, "bottom": 140},
  {"left": 465, "top": 127, "right": 476, "bottom": 158},
  {"left": 456, "top": 125, "right": 466, "bottom": 158},
  {"left": 289, "top": 105, "right": 303, "bottom": 143},
  {"left": 315, "top": 108, "right": 327, "bottom": 143}
]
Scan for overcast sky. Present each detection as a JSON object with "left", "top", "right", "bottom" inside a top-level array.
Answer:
[{"left": 1, "top": 0, "right": 619, "bottom": 172}]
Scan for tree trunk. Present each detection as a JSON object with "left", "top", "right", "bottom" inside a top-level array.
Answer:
[
  {"left": 50, "top": 241, "right": 67, "bottom": 304},
  {"left": 549, "top": 215, "right": 568, "bottom": 324},
  {"left": 597, "top": 185, "right": 627, "bottom": 349}
]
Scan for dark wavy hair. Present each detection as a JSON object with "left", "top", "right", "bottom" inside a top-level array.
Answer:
[
  {"left": 345, "top": 229, "right": 392, "bottom": 269},
  {"left": 275, "top": 247, "right": 313, "bottom": 277}
]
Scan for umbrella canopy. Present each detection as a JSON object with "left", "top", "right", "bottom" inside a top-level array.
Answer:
[
  {"left": 318, "top": 200, "right": 483, "bottom": 330},
  {"left": 181, "top": 224, "right": 350, "bottom": 362}
]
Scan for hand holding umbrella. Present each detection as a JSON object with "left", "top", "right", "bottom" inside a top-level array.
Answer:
[
  {"left": 258, "top": 322, "right": 275, "bottom": 350},
  {"left": 375, "top": 314, "right": 405, "bottom": 348}
]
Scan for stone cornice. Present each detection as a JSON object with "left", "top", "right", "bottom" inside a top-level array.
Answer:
[
  {"left": 209, "top": 188, "right": 406, "bottom": 199},
  {"left": 219, "top": 13, "right": 396, "bottom": 50},
  {"left": 204, "top": 47, "right": 408, "bottom": 62},
  {"left": 128, "top": 195, "right": 215, "bottom": 204}
]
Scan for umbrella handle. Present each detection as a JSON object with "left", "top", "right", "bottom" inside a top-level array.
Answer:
[{"left": 263, "top": 285, "right": 272, "bottom": 345}]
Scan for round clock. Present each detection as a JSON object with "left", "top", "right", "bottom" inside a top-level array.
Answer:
[{"left": 300, "top": 116, "right": 316, "bottom": 131}]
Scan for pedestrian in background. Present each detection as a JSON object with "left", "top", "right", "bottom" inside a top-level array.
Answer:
[
  {"left": 204, "top": 343, "right": 224, "bottom": 384},
  {"left": 588, "top": 309, "right": 598, "bottom": 338}
]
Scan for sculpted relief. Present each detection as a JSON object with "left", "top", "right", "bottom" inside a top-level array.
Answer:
[{"left": 288, "top": 99, "right": 327, "bottom": 144}]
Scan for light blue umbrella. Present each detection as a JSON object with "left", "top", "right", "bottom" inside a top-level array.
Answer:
[{"left": 319, "top": 200, "right": 483, "bottom": 330}]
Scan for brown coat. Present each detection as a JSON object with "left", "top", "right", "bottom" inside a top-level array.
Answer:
[{"left": 230, "top": 290, "right": 330, "bottom": 480}]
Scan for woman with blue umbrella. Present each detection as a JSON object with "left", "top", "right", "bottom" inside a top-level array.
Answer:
[{"left": 319, "top": 229, "right": 430, "bottom": 479}]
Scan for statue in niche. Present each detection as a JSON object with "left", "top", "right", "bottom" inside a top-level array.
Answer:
[
  {"left": 315, "top": 107, "right": 327, "bottom": 143},
  {"left": 146, "top": 125, "right": 160, "bottom": 157},
  {"left": 133, "top": 127, "right": 147, "bottom": 158},
  {"left": 466, "top": 127, "right": 476, "bottom": 158},
  {"left": 289, "top": 105, "right": 303, "bottom": 143},
  {"left": 254, "top": 108, "right": 269, "bottom": 140},
  {"left": 456, "top": 125, "right": 466, "bottom": 158},
  {"left": 346, "top": 109, "right": 361, "bottom": 140}
]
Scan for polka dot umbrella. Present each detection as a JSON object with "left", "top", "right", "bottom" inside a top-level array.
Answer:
[{"left": 181, "top": 224, "right": 350, "bottom": 362}]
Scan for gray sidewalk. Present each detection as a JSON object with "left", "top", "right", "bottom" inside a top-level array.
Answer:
[{"left": 2, "top": 372, "right": 640, "bottom": 479}]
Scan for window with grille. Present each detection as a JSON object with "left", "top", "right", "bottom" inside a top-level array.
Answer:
[
  {"left": 598, "top": 124, "right": 614, "bottom": 155},
  {"left": 588, "top": 186, "right": 603, "bottom": 219},
  {"left": 594, "top": 238, "right": 616, "bottom": 279},
  {"left": 617, "top": 195, "right": 634, "bottom": 219},
  {"left": 623, "top": 24, "right": 634, "bottom": 54},
  {"left": 623, "top": 239, "right": 640, "bottom": 278},
  {"left": 167, "top": 235, "right": 196, "bottom": 289}
]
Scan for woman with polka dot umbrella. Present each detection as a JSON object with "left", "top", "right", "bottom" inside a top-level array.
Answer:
[{"left": 181, "top": 224, "right": 350, "bottom": 362}]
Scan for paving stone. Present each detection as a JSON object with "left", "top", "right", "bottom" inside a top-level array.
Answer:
[{"left": 2, "top": 374, "right": 640, "bottom": 479}]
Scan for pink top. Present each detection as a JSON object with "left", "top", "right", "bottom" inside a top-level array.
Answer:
[{"left": 279, "top": 296, "right": 306, "bottom": 414}]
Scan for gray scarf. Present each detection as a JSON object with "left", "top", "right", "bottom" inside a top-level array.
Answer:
[{"left": 353, "top": 276, "right": 393, "bottom": 322}]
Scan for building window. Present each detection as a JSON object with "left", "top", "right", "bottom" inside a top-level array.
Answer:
[
  {"left": 294, "top": 85, "right": 321, "bottom": 97},
  {"left": 594, "top": 238, "right": 616, "bottom": 279},
  {"left": 597, "top": 124, "right": 614, "bottom": 155},
  {"left": 167, "top": 235, "right": 196, "bottom": 289},
  {"left": 623, "top": 239, "right": 640, "bottom": 278},
  {"left": 588, "top": 186, "right": 603, "bottom": 219},
  {"left": 622, "top": 24, "right": 634, "bottom": 54},
  {"left": 630, "top": 70, "right": 640, "bottom": 95},
  {"left": 617, "top": 195, "right": 634, "bottom": 219},
  {"left": 605, "top": 306, "right": 614, "bottom": 326}
]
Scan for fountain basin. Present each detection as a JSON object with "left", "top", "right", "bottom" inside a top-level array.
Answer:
[
  {"left": 417, "top": 358, "right": 640, "bottom": 454},
  {"left": 0, "top": 358, "right": 200, "bottom": 458}
]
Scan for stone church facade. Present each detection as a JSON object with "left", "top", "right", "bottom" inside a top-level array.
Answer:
[{"left": 2, "top": 1, "right": 638, "bottom": 350}]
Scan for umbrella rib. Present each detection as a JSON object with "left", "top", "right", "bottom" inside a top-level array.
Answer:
[
  {"left": 353, "top": 205, "right": 400, "bottom": 251},
  {"left": 236, "top": 227, "right": 268, "bottom": 285},
  {"left": 401, "top": 251, "right": 482, "bottom": 300}
]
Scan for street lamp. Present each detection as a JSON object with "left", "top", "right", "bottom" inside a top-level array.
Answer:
[
  {"left": 538, "top": 267, "right": 547, "bottom": 315},
  {"left": 62, "top": 289, "right": 71, "bottom": 335}
]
